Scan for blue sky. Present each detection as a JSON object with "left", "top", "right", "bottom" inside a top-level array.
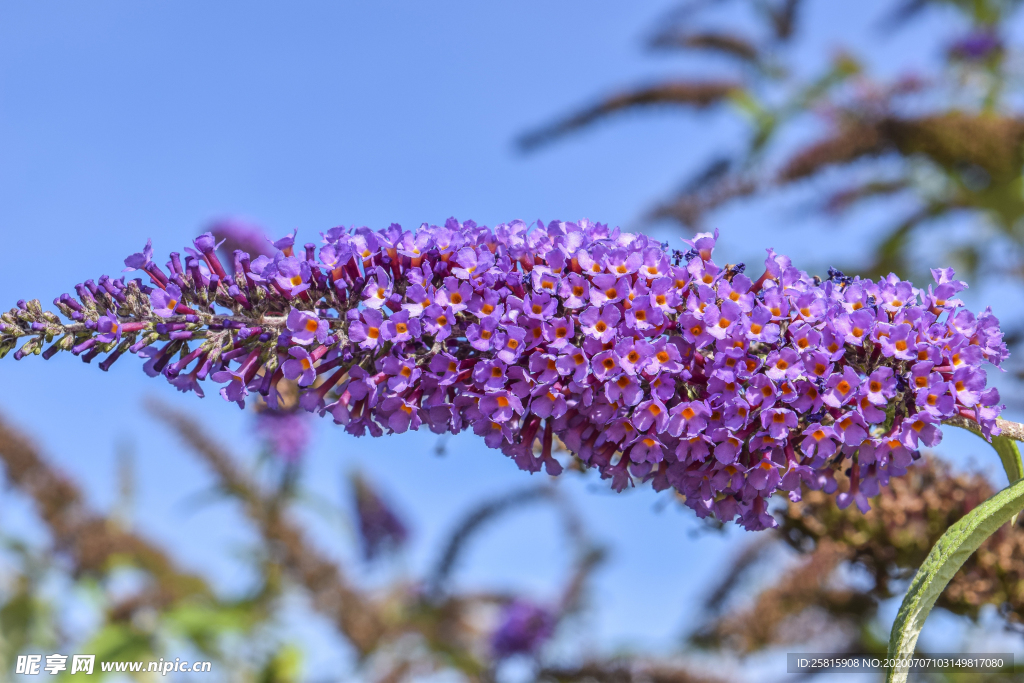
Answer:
[{"left": 2, "top": 1, "right": 1022, "bottom": 679}]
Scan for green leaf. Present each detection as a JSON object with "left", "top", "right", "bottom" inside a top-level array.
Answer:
[{"left": 886, "top": 477, "right": 1024, "bottom": 683}]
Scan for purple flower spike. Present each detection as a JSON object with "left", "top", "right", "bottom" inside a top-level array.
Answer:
[{"left": 2, "top": 219, "right": 1010, "bottom": 532}]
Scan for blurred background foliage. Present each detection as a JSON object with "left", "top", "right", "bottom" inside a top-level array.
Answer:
[
  {"left": 5, "top": 0, "right": 1024, "bottom": 680},
  {"left": 521, "top": 0, "right": 1024, "bottom": 318}
]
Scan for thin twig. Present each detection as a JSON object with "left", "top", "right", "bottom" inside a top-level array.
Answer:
[{"left": 944, "top": 415, "right": 1024, "bottom": 443}]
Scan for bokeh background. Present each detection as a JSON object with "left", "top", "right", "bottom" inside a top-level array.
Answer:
[{"left": 3, "top": 1, "right": 1024, "bottom": 681}]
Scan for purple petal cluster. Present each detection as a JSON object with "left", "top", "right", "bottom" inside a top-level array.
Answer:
[
  {"left": 490, "top": 599, "right": 555, "bottom": 659},
  {"left": 948, "top": 30, "right": 1004, "bottom": 61},
  {"left": 351, "top": 473, "right": 409, "bottom": 561},
  {"left": 0, "top": 219, "right": 1009, "bottom": 530},
  {"left": 255, "top": 409, "right": 311, "bottom": 462}
]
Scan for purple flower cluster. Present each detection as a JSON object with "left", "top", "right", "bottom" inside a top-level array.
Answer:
[
  {"left": 490, "top": 599, "right": 555, "bottom": 659},
  {"left": 0, "top": 219, "right": 1008, "bottom": 530},
  {"left": 948, "top": 29, "right": 1004, "bottom": 61},
  {"left": 255, "top": 409, "right": 311, "bottom": 462},
  {"left": 351, "top": 473, "right": 409, "bottom": 561}
]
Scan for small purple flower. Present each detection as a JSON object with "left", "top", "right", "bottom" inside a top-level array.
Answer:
[
  {"left": 528, "top": 352, "right": 560, "bottom": 384},
  {"left": 747, "top": 455, "right": 782, "bottom": 491},
  {"left": 863, "top": 366, "right": 896, "bottom": 405},
  {"left": 422, "top": 304, "right": 455, "bottom": 340},
  {"left": 496, "top": 326, "right": 527, "bottom": 364},
  {"left": 362, "top": 267, "right": 393, "bottom": 309},
  {"left": 632, "top": 398, "right": 669, "bottom": 432},
  {"left": 605, "top": 374, "right": 643, "bottom": 407},
  {"left": 451, "top": 246, "right": 495, "bottom": 280},
  {"left": 667, "top": 400, "right": 709, "bottom": 437},
  {"left": 273, "top": 256, "right": 312, "bottom": 296},
  {"left": 150, "top": 283, "right": 183, "bottom": 318},
  {"left": 555, "top": 346, "right": 590, "bottom": 383},
  {"left": 704, "top": 300, "right": 742, "bottom": 340},
  {"left": 473, "top": 359, "right": 508, "bottom": 391},
  {"left": 382, "top": 310, "right": 421, "bottom": 343},
  {"left": 823, "top": 367, "right": 860, "bottom": 408},
  {"left": 579, "top": 305, "right": 620, "bottom": 343},
  {"left": 95, "top": 314, "right": 122, "bottom": 344},
  {"left": 761, "top": 408, "right": 798, "bottom": 440},
  {"left": 383, "top": 356, "right": 421, "bottom": 392},
  {"left": 764, "top": 348, "right": 800, "bottom": 381},
  {"left": 530, "top": 384, "right": 568, "bottom": 419},
  {"left": 282, "top": 347, "right": 317, "bottom": 386},
  {"left": 479, "top": 391, "right": 523, "bottom": 422},
  {"left": 439, "top": 277, "right": 473, "bottom": 312},
  {"left": 271, "top": 228, "right": 298, "bottom": 256},
  {"left": 558, "top": 273, "right": 590, "bottom": 308},
  {"left": 951, "top": 366, "right": 987, "bottom": 407},
  {"left": 629, "top": 433, "right": 666, "bottom": 463},
  {"left": 287, "top": 309, "right": 329, "bottom": 345},
  {"left": 523, "top": 292, "right": 557, "bottom": 320},
  {"left": 348, "top": 309, "right": 384, "bottom": 350},
  {"left": 801, "top": 423, "right": 838, "bottom": 458},
  {"left": 744, "top": 305, "right": 780, "bottom": 343},
  {"left": 123, "top": 239, "right": 155, "bottom": 271},
  {"left": 879, "top": 323, "right": 917, "bottom": 360},
  {"left": 467, "top": 317, "right": 500, "bottom": 351}
]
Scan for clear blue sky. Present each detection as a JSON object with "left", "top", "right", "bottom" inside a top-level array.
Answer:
[{"left": 1, "top": 1, "right": 1021, "bottom": 679}]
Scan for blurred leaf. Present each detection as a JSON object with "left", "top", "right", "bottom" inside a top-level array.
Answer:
[
  {"left": 164, "top": 601, "right": 265, "bottom": 654},
  {"left": 728, "top": 90, "right": 777, "bottom": 152},
  {"left": 0, "top": 582, "right": 49, "bottom": 660},
  {"left": 792, "top": 52, "right": 862, "bottom": 109},
  {"left": 258, "top": 644, "right": 303, "bottom": 683},
  {"left": 75, "top": 623, "right": 155, "bottom": 672}
]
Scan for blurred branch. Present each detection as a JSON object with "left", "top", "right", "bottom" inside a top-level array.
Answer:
[
  {"left": 649, "top": 30, "right": 760, "bottom": 63},
  {"left": 0, "top": 412, "right": 210, "bottom": 614},
  {"left": 776, "top": 121, "right": 886, "bottom": 182},
  {"left": 145, "top": 398, "right": 387, "bottom": 656},
  {"left": 518, "top": 81, "right": 740, "bottom": 151},
  {"left": 697, "top": 534, "right": 774, "bottom": 616},
  {"left": 694, "top": 455, "right": 1024, "bottom": 657},
  {"left": 536, "top": 660, "right": 730, "bottom": 683},
  {"left": 766, "top": 0, "right": 802, "bottom": 41},
  {"left": 692, "top": 540, "right": 869, "bottom": 652},
  {"left": 647, "top": 171, "right": 758, "bottom": 227},
  {"left": 426, "top": 485, "right": 593, "bottom": 599}
]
